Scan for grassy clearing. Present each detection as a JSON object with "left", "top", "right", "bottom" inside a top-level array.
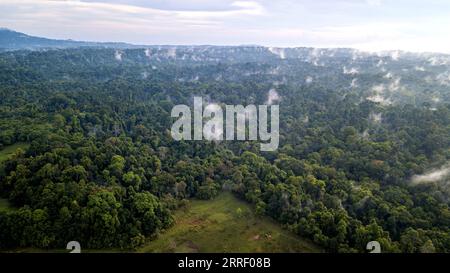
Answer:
[
  {"left": 2, "top": 193, "right": 321, "bottom": 253},
  {"left": 0, "top": 143, "right": 29, "bottom": 163},
  {"left": 138, "top": 192, "right": 321, "bottom": 253}
]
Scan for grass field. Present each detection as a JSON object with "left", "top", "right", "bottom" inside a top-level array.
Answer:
[
  {"left": 138, "top": 192, "right": 321, "bottom": 253},
  {"left": 2, "top": 192, "right": 321, "bottom": 253},
  {"left": 0, "top": 143, "right": 29, "bottom": 163},
  {"left": 0, "top": 143, "right": 321, "bottom": 253}
]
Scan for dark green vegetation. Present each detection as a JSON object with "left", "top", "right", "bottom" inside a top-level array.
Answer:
[
  {"left": 6, "top": 193, "right": 319, "bottom": 253},
  {"left": 0, "top": 198, "right": 14, "bottom": 213},
  {"left": 0, "top": 143, "right": 29, "bottom": 163},
  {"left": 0, "top": 46, "right": 449, "bottom": 253},
  {"left": 0, "top": 143, "right": 28, "bottom": 212},
  {"left": 138, "top": 192, "right": 320, "bottom": 253}
]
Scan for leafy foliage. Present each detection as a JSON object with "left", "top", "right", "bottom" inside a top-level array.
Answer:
[{"left": 0, "top": 47, "right": 449, "bottom": 252}]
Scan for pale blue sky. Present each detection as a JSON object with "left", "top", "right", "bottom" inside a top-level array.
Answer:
[{"left": 1, "top": 0, "right": 450, "bottom": 53}]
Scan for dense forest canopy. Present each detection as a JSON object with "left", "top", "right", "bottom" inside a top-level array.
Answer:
[{"left": 0, "top": 46, "right": 449, "bottom": 252}]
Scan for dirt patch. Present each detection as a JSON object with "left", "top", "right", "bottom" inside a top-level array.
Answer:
[
  {"left": 186, "top": 241, "right": 200, "bottom": 252},
  {"left": 189, "top": 217, "right": 206, "bottom": 225}
]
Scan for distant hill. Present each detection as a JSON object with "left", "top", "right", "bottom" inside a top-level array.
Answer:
[{"left": 0, "top": 28, "right": 141, "bottom": 51}]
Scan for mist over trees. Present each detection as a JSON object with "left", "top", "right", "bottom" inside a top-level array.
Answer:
[{"left": 0, "top": 46, "right": 449, "bottom": 252}]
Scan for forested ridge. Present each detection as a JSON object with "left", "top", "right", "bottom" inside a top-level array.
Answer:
[{"left": 0, "top": 47, "right": 449, "bottom": 252}]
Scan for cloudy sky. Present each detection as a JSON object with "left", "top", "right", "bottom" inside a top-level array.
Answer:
[{"left": 1, "top": 0, "right": 450, "bottom": 53}]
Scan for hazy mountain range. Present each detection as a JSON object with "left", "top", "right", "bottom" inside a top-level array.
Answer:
[
  {"left": 2, "top": 27, "right": 450, "bottom": 108},
  {"left": 0, "top": 28, "right": 141, "bottom": 51}
]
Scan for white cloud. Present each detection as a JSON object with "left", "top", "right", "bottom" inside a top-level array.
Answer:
[
  {"left": 370, "top": 112, "right": 382, "bottom": 123},
  {"left": 436, "top": 71, "right": 450, "bottom": 86},
  {"left": 412, "top": 165, "right": 450, "bottom": 185},
  {"left": 0, "top": 0, "right": 266, "bottom": 44},
  {"left": 114, "top": 50, "right": 123, "bottom": 61},
  {"left": 343, "top": 66, "right": 359, "bottom": 75},
  {"left": 366, "top": 0, "right": 382, "bottom": 6},
  {"left": 268, "top": 47, "right": 286, "bottom": 59},
  {"left": 372, "top": 84, "right": 385, "bottom": 93},
  {"left": 432, "top": 96, "right": 440, "bottom": 103},
  {"left": 145, "top": 48, "right": 151, "bottom": 57},
  {"left": 391, "top": 50, "right": 400, "bottom": 61},
  {"left": 388, "top": 77, "right": 402, "bottom": 92},
  {"left": 367, "top": 84, "right": 392, "bottom": 105},
  {"left": 367, "top": 94, "right": 392, "bottom": 105},
  {"left": 266, "top": 88, "right": 280, "bottom": 105},
  {"left": 167, "top": 47, "right": 177, "bottom": 58},
  {"left": 1, "top": 0, "right": 450, "bottom": 53},
  {"left": 175, "top": 1, "right": 265, "bottom": 18}
]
